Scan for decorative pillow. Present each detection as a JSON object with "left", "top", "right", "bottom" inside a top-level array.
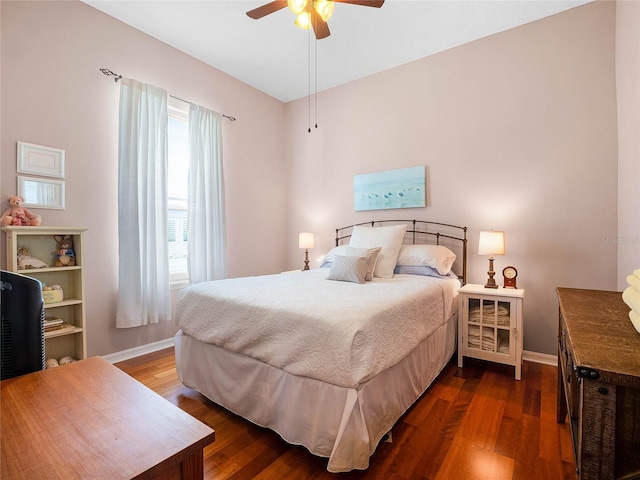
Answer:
[
  {"left": 318, "top": 245, "right": 350, "bottom": 268},
  {"left": 349, "top": 224, "right": 407, "bottom": 278},
  {"left": 394, "top": 265, "right": 459, "bottom": 280},
  {"left": 396, "top": 244, "right": 456, "bottom": 275},
  {"left": 326, "top": 255, "right": 369, "bottom": 284},
  {"left": 346, "top": 246, "right": 381, "bottom": 281}
]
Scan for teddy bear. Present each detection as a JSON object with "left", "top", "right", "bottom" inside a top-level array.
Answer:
[
  {"left": 54, "top": 235, "right": 75, "bottom": 267},
  {"left": 0, "top": 195, "right": 41, "bottom": 227},
  {"left": 17, "top": 245, "right": 48, "bottom": 269}
]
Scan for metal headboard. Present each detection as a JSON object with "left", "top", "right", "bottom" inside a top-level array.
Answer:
[{"left": 335, "top": 219, "right": 468, "bottom": 285}]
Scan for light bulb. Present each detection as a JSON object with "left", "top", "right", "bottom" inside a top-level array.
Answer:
[
  {"left": 288, "top": 0, "right": 308, "bottom": 15},
  {"left": 314, "top": 0, "right": 334, "bottom": 22},
  {"left": 295, "top": 11, "right": 312, "bottom": 30}
]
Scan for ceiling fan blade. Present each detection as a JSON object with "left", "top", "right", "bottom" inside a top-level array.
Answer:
[
  {"left": 332, "top": 0, "right": 385, "bottom": 7},
  {"left": 246, "top": 0, "right": 288, "bottom": 19},
  {"left": 311, "top": 9, "right": 331, "bottom": 39}
]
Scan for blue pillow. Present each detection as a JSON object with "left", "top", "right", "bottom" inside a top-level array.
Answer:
[{"left": 393, "top": 265, "right": 458, "bottom": 280}]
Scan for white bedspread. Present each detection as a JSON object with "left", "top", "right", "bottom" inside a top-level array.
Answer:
[{"left": 175, "top": 269, "right": 459, "bottom": 388}]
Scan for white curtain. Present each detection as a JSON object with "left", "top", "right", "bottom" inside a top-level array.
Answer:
[
  {"left": 188, "top": 104, "right": 227, "bottom": 283},
  {"left": 116, "top": 78, "right": 172, "bottom": 328}
]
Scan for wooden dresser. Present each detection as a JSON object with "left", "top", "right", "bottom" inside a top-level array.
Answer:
[{"left": 556, "top": 288, "right": 640, "bottom": 480}]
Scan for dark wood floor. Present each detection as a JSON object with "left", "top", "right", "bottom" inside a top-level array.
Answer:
[{"left": 115, "top": 348, "right": 576, "bottom": 480}]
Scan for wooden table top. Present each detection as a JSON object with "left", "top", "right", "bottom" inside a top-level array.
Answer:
[
  {"left": 557, "top": 287, "right": 640, "bottom": 385},
  {"left": 1, "top": 356, "right": 215, "bottom": 479}
]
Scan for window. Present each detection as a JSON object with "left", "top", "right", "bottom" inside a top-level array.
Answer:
[{"left": 168, "top": 105, "right": 189, "bottom": 283}]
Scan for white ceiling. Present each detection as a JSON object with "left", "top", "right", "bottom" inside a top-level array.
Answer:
[{"left": 84, "top": 0, "right": 591, "bottom": 103}]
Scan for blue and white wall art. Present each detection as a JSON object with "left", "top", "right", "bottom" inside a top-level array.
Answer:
[{"left": 354, "top": 166, "right": 426, "bottom": 211}]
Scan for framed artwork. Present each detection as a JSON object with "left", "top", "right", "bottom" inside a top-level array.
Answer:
[
  {"left": 354, "top": 166, "right": 426, "bottom": 211},
  {"left": 18, "top": 176, "right": 65, "bottom": 210},
  {"left": 17, "top": 141, "right": 65, "bottom": 179}
]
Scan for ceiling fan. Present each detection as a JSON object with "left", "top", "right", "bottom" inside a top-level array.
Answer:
[{"left": 246, "top": 0, "right": 385, "bottom": 40}]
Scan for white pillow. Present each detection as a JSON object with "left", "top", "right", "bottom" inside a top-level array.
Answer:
[
  {"left": 346, "top": 246, "right": 381, "bottom": 281},
  {"left": 396, "top": 244, "right": 456, "bottom": 275},
  {"left": 318, "top": 245, "right": 350, "bottom": 267},
  {"left": 349, "top": 224, "right": 407, "bottom": 278},
  {"left": 326, "top": 255, "right": 369, "bottom": 284}
]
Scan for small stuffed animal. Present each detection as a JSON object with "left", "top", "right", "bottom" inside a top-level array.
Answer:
[
  {"left": 0, "top": 195, "right": 41, "bottom": 227},
  {"left": 54, "top": 235, "right": 75, "bottom": 266},
  {"left": 45, "top": 358, "right": 59, "bottom": 369},
  {"left": 58, "top": 356, "right": 75, "bottom": 365},
  {"left": 17, "top": 245, "right": 48, "bottom": 270}
]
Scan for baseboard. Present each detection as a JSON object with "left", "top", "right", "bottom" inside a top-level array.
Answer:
[
  {"left": 523, "top": 350, "right": 557, "bottom": 366},
  {"left": 101, "top": 337, "right": 175, "bottom": 364},
  {"left": 102, "top": 340, "right": 557, "bottom": 367}
]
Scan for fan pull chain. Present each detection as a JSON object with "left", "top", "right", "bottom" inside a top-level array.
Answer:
[
  {"left": 308, "top": 26, "right": 311, "bottom": 133},
  {"left": 315, "top": 34, "right": 318, "bottom": 130}
]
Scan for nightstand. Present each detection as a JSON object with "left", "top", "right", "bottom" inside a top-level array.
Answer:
[{"left": 458, "top": 283, "right": 525, "bottom": 380}]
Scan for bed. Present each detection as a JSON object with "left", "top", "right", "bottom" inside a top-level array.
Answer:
[{"left": 174, "top": 220, "right": 467, "bottom": 472}]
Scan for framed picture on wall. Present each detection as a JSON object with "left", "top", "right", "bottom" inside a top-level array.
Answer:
[
  {"left": 354, "top": 166, "right": 426, "bottom": 211},
  {"left": 17, "top": 141, "right": 65, "bottom": 179}
]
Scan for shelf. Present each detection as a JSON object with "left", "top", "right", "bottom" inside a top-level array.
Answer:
[
  {"left": 3, "top": 226, "right": 87, "bottom": 361},
  {"left": 44, "top": 298, "right": 82, "bottom": 309},
  {"left": 2, "top": 226, "right": 87, "bottom": 235},
  {"left": 18, "top": 266, "right": 82, "bottom": 274},
  {"left": 44, "top": 326, "right": 83, "bottom": 339}
]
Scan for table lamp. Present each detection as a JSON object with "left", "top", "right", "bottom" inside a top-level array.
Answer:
[
  {"left": 299, "top": 232, "right": 315, "bottom": 271},
  {"left": 478, "top": 230, "right": 505, "bottom": 289}
]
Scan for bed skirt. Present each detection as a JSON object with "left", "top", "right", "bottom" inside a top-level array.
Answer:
[{"left": 175, "top": 313, "right": 457, "bottom": 473}]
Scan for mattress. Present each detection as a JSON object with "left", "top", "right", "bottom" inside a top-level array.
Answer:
[{"left": 175, "top": 269, "right": 459, "bottom": 388}]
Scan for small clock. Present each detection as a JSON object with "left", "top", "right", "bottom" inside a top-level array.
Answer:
[{"left": 503, "top": 266, "right": 518, "bottom": 289}]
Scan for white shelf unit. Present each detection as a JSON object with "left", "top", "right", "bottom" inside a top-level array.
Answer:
[
  {"left": 458, "top": 283, "right": 524, "bottom": 380},
  {"left": 2, "top": 226, "right": 87, "bottom": 361}
]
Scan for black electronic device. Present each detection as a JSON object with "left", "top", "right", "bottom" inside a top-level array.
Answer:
[{"left": 1, "top": 270, "right": 46, "bottom": 380}]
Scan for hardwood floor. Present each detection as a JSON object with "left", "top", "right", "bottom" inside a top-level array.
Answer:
[{"left": 115, "top": 348, "right": 576, "bottom": 480}]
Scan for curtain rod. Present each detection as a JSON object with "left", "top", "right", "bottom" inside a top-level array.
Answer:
[{"left": 100, "top": 69, "right": 236, "bottom": 122}]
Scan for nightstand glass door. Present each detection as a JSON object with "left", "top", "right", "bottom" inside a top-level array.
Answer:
[{"left": 464, "top": 296, "right": 516, "bottom": 361}]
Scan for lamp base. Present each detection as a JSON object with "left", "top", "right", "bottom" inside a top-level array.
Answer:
[
  {"left": 484, "top": 257, "right": 499, "bottom": 289},
  {"left": 302, "top": 249, "right": 310, "bottom": 271},
  {"left": 484, "top": 277, "right": 499, "bottom": 289}
]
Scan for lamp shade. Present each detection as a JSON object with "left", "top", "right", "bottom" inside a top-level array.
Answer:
[
  {"left": 288, "top": 0, "right": 308, "bottom": 14},
  {"left": 478, "top": 231, "right": 505, "bottom": 256},
  {"left": 315, "top": 0, "right": 335, "bottom": 21},
  {"left": 299, "top": 232, "right": 315, "bottom": 249},
  {"left": 294, "top": 11, "right": 312, "bottom": 29}
]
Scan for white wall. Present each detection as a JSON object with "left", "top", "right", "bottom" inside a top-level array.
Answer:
[
  {"left": 1, "top": 0, "right": 287, "bottom": 356},
  {"left": 616, "top": 0, "right": 640, "bottom": 288},
  {"left": 284, "top": 1, "right": 619, "bottom": 356}
]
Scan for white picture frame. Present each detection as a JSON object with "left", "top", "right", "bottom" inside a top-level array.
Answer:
[
  {"left": 17, "top": 141, "right": 65, "bottom": 179},
  {"left": 18, "top": 176, "right": 66, "bottom": 210}
]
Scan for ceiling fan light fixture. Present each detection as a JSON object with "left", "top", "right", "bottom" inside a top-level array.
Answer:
[
  {"left": 314, "top": 0, "right": 335, "bottom": 22},
  {"left": 293, "top": 11, "right": 311, "bottom": 30},
  {"left": 248, "top": 0, "right": 385, "bottom": 39},
  {"left": 288, "top": 0, "right": 308, "bottom": 15},
  {"left": 294, "top": 11, "right": 312, "bottom": 30}
]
